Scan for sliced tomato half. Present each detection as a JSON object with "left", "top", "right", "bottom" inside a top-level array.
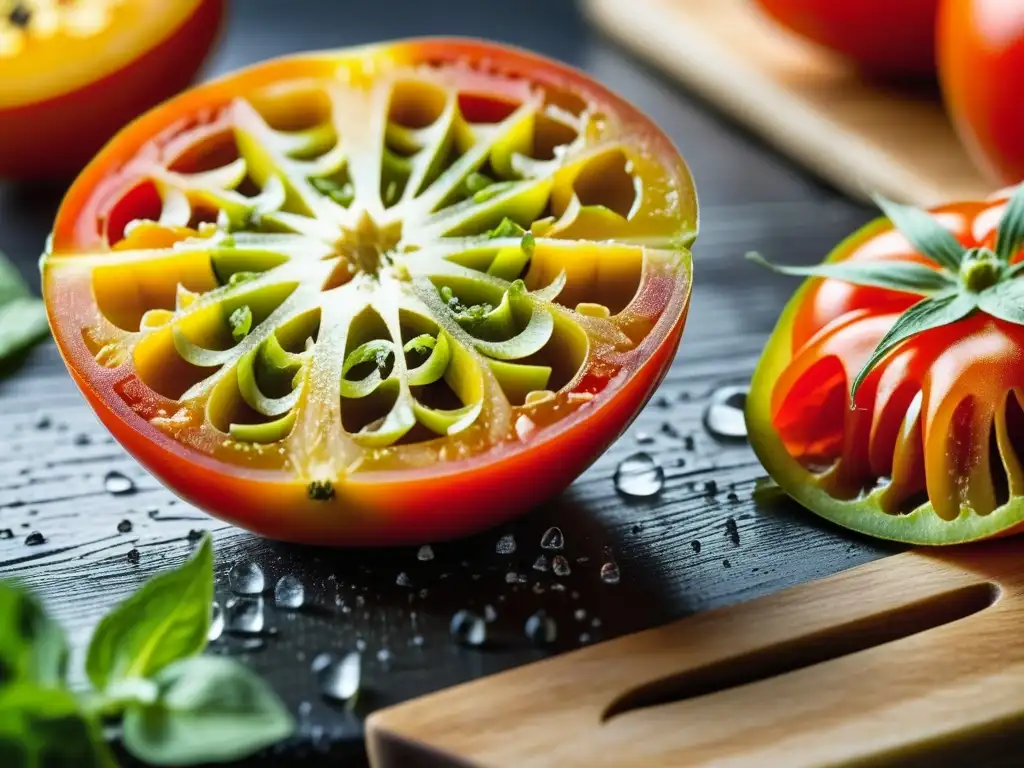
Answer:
[
  {"left": 42, "top": 39, "right": 697, "bottom": 545},
  {"left": 747, "top": 189, "right": 1024, "bottom": 545}
]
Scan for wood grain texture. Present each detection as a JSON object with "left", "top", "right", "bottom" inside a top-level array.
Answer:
[
  {"left": 368, "top": 542, "right": 1024, "bottom": 767},
  {"left": 0, "top": 1, "right": 899, "bottom": 764},
  {"left": 583, "top": 0, "right": 995, "bottom": 207}
]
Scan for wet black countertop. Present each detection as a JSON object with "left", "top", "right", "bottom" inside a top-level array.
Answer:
[{"left": 0, "top": 1, "right": 898, "bottom": 765}]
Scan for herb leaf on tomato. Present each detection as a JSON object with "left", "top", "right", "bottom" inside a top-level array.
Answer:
[
  {"left": 995, "top": 182, "right": 1024, "bottom": 263},
  {"left": 745, "top": 251, "right": 955, "bottom": 295},
  {"left": 870, "top": 194, "right": 967, "bottom": 272}
]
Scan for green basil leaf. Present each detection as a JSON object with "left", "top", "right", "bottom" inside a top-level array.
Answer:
[
  {"left": 86, "top": 535, "right": 213, "bottom": 692},
  {"left": 0, "top": 684, "right": 116, "bottom": 768},
  {"left": 0, "top": 582, "right": 68, "bottom": 688},
  {"left": 122, "top": 656, "right": 294, "bottom": 766},
  {"left": 978, "top": 277, "right": 1024, "bottom": 324},
  {"left": 0, "top": 252, "right": 31, "bottom": 307},
  {"left": 872, "top": 194, "right": 966, "bottom": 273},
  {"left": 746, "top": 251, "right": 955, "bottom": 295},
  {"left": 996, "top": 183, "right": 1024, "bottom": 263},
  {"left": 850, "top": 291, "right": 976, "bottom": 400},
  {"left": 0, "top": 298, "right": 49, "bottom": 372}
]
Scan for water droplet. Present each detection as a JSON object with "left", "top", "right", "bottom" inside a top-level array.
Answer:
[
  {"left": 614, "top": 453, "right": 664, "bottom": 498},
  {"left": 552, "top": 555, "right": 571, "bottom": 577},
  {"left": 73, "top": 433, "right": 91, "bottom": 446},
  {"left": 416, "top": 544, "right": 434, "bottom": 561},
  {"left": 187, "top": 529, "right": 204, "bottom": 543},
  {"left": 319, "top": 652, "right": 361, "bottom": 703},
  {"left": 297, "top": 700, "right": 313, "bottom": 718},
  {"left": 591, "top": 617, "right": 602, "bottom": 628},
  {"left": 532, "top": 582, "right": 545, "bottom": 594},
  {"left": 505, "top": 571, "right": 519, "bottom": 584},
  {"left": 376, "top": 647, "right": 393, "bottom": 668},
  {"left": 274, "top": 575, "right": 305, "bottom": 609},
  {"left": 229, "top": 561, "right": 265, "bottom": 595},
  {"left": 600, "top": 561, "right": 621, "bottom": 584},
  {"left": 126, "top": 548, "right": 140, "bottom": 564},
  {"left": 225, "top": 597, "right": 265, "bottom": 634},
  {"left": 104, "top": 470, "right": 135, "bottom": 496},
  {"left": 116, "top": 519, "right": 132, "bottom": 534},
  {"left": 311, "top": 652, "right": 333, "bottom": 673},
  {"left": 660, "top": 422, "right": 681, "bottom": 439},
  {"left": 209, "top": 602, "right": 224, "bottom": 642},
  {"left": 495, "top": 533, "right": 517, "bottom": 555},
  {"left": 579, "top": 632, "right": 592, "bottom": 645},
  {"left": 635, "top": 431, "right": 654, "bottom": 445},
  {"left": 241, "top": 637, "right": 266, "bottom": 652},
  {"left": 725, "top": 518, "right": 740, "bottom": 547},
  {"left": 683, "top": 435, "right": 696, "bottom": 451},
  {"left": 723, "top": 559, "right": 732, "bottom": 569},
  {"left": 574, "top": 608, "right": 587, "bottom": 621},
  {"left": 484, "top": 604, "right": 498, "bottom": 622},
  {"left": 703, "top": 386, "right": 748, "bottom": 440},
  {"left": 395, "top": 572, "right": 412, "bottom": 588},
  {"left": 35, "top": 414, "right": 52, "bottom": 429},
  {"left": 525, "top": 611, "right": 558, "bottom": 647},
  {"left": 540, "top": 526, "right": 564, "bottom": 551},
  {"left": 532, "top": 554, "right": 550, "bottom": 572},
  {"left": 576, "top": 556, "right": 590, "bottom": 564},
  {"left": 450, "top": 610, "right": 487, "bottom": 647},
  {"left": 0, "top": 529, "right": 13, "bottom": 540},
  {"left": 691, "top": 540, "right": 702, "bottom": 554},
  {"left": 704, "top": 480, "right": 718, "bottom": 496},
  {"left": 410, "top": 634, "right": 425, "bottom": 647},
  {"left": 24, "top": 531, "right": 45, "bottom": 546},
  {"left": 550, "top": 582, "right": 566, "bottom": 592}
]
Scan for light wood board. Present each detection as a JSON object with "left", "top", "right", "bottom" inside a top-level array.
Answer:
[
  {"left": 582, "top": 0, "right": 995, "bottom": 207},
  {"left": 367, "top": 541, "right": 1024, "bottom": 766}
]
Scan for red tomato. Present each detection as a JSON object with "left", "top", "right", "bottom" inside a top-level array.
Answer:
[
  {"left": 41, "top": 40, "right": 697, "bottom": 546},
  {"left": 748, "top": 189, "right": 1024, "bottom": 545},
  {"left": 939, "top": 0, "right": 1024, "bottom": 184},
  {"left": 0, "top": 0, "right": 224, "bottom": 179},
  {"left": 753, "top": 0, "right": 939, "bottom": 78}
]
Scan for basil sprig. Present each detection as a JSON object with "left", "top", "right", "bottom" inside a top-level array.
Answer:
[
  {"left": 0, "top": 250, "right": 49, "bottom": 372},
  {"left": 0, "top": 535, "right": 294, "bottom": 766},
  {"left": 750, "top": 184, "right": 1024, "bottom": 403}
]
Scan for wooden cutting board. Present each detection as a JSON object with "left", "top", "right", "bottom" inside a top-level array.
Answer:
[
  {"left": 581, "top": 0, "right": 996, "bottom": 207},
  {"left": 366, "top": 541, "right": 1024, "bottom": 766}
]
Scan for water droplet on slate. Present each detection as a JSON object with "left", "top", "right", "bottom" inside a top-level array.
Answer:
[
  {"left": 24, "top": 531, "right": 45, "bottom": 546},
  {"left": 274, "top": 575, "right": 305, "bottom": 609},
  {"left": 592, "top": 617, "right": 602, "bottom": 628},
  {"left": 241, "top": 637, "right": 266, "bottom": 652},
  {"left": 311, "top": 652, "right": 333, "bottom": 674},
  {"left": 660, "top": 422, "right": 681, "bottom": 439},
  {"left": 298, "top": 701, "right": 313, "bottom": 718},
  {"left": 691, "top": 540, "right": 702, "bottom": 554},
  {"left": 226, "top": 597, "right": 265, "bottom": 634},
  {"left": 209, "top": 602, "right": 224, "bottom": 642},
  {"left": 126, "top": 548, "right": 140, "bottom": 564},
  {"left": 574, "top": 608, "right": 587, "bottom": 621},
  {"left": 396, "top": 572, "right": 412, "bottom": 588},
  {"left": 727, "top": 491, "right": 740, "bottom": 503},
  {"left": 614, "top": 453, "right": 664, "bottom": 498},
  {"left": 635, "top": 431, "right": 654, "bottom": 445},
  {"left": 683, "top": 435, "right": 695, "bottom": 451},
  {"left": 450, "top": 610, "right": 487, "bottom": 647},
  {"left": 552, "top": 555, "right": 571, "bottom": 577},
  {"left": 495, "top": 533, "right": 516, "bottom": 555},
  {"left": 116, "top": 519, "right": 132, "bottom": 534},
  {"left": 104, "top": 471, "right": 135, "bottom": 495},
  {"left": 411, "top": 634, "right": 425, "bottom": 647},
  {"left": 484, "top": 604, "right": 498, "bottom": 622},
  {"left": 533, "top": 554, "right": 550, "bottom": 572},
  {"left": 723, "top": 559, "right": 732, "bottom": 568},
  {"left": 532, "top": 582, "right": 545, "bottom": 594},
  {"left": 505, "top": 571, "right": 519, "bottom": 584},
  {"left": 579, "top": 632, "right": 592, "bottom": 645},
  {"left": 187, "top": 529, "right": 204, "bottom": 542},
  {"left": 704, "top": 480, "right": 718, "bottom": 496},
  {"left": 600, "top": 561, "right": 621, "bottom": 584},
  {"left": 703, "top": 386, "right": 748, "bottom": 440},
  {"left": 550, "top": 582, "right": 566, "bottom": 592},
  {"left": 34, "top": 414, "right": 52, "bottom": 429},
  {"left": 376, "top": 647, "right": 393, "bottom": 667},
  {"left": 576, "top": 556, "right": 590, "bottom": 564},
  {"left": 540, "top": 526, "right": 564, "bottom": 551},
  {"left": 73, "top": 433, "right": 91, "bottom": 446},
  {"left": 416, "top": 544, "right": 434, "bottom": 561},
  {"left": 229, "top": 561, "right": 265, "bottom": 595},
  {"left": 0, "top": 528, "right": 14, "bottom": 540},
  {"left": 725, "top": 518, "right": 740, "bottom": 546},
  {"left": 525, "top": 611, "right": 558, "bottom": 647},
  {"left": 319, "top": 652, "right": 361, "bottom": 703}
]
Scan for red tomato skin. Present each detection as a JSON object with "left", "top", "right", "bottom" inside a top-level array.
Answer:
[
  {"left": 939, "top": 0, "right": 1024, "bottom": 184},
  {"left": 0, "top": 0, "right": 224, "bottom": 179},
  {"left": 753, "top": 0, "right": 939, "bottom": 77}
]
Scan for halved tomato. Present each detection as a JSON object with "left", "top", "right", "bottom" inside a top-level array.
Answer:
[
  {"left": 0, "top": 0, "right": 223, "bottom": 179},
  {"left": 748, "top": 187, "right": 1024, "bottom": 545},
  {"left": 42, "top": 39, "right": 697, "bottom": 546}
]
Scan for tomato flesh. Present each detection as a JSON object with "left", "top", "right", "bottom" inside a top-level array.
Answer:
[
  {"left": 747, "top": 192, "right": 1024, "bottom": 545},
  {"left": 42, "top": 40, "right": 696, "bottom": 546}
]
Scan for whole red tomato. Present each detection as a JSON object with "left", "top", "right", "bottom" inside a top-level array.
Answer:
[
  {"left": 753, "top": 0, "right": 939, "bottom": 78},
  {"left": 939, "top": 0, "right": 1024, "bottom": 184}
]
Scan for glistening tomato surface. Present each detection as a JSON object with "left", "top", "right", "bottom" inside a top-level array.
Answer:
[
  {"left": 939, "top": 0, "right": 1024, "bottom": 184},
  {"left": 747, "top": 189, "right": 1024, "bottom": 545},
  {"left": 42, "top": 40, "right": 697, "bottom": 546},
  {"left": 0, "top": 0, "right": 223, "bottom": 179}
]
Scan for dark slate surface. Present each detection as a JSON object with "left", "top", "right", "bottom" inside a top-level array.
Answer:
[{"left": 0, "top": 0, "right": 901, "bottom": 764}]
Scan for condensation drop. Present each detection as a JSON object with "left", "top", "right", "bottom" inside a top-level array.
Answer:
[
  {"left": 532, "top": 554, "right": 550, "bottom": 572},
  {"left": 552, "top": 555, "right": 571, "bottom": 577},
  {"left": 505, "top": 571, "right": 519, "bottom": 584},
  {"left": 495, "top": 533, "right": 517, "bottom": 555},
  {"left": 416, "top": 544, "right": 434, "bottom": 561},
  {"left": 525, "top": 611, "right": 558, "bottom": 647},
  {"left": 225, "top": 596, "right": 265, "bottom": 635},
  {"left": 614, "top": 453, "right": 664, "bottom": 498},
  {"left": 483, "top": 604, "right": 498, "bottom": 622},
  {"left": 319, "top": 652, "right": 361, "bottom": 703},
  {"left": 396, "top": 572, "right": 413, "bottom": 588},
  {"left": 229, "top": 561, "right": 265, "bottom": 595},
  {"left": 540, "top": 526, "right": 564, "bottom": 551},
  {"left": 274, "top": 575, "right": 305, "bottom": 609},
  {"left": 600, "top": 561, "right": 621, "bottom": 584},
  {"left": 703, "top": 386, "right": 749, "bottom": 440},
  {"left": 450, "top": 610, "right": 487, "bottom": 647},
  {"left": 103, "top": 470, "right": 136, "bottom": 496},
  {"left": 208, "top": 601, "right": 224, "bottom": 642},
  {"left": 311, "top": 652, "right": 333, "bottom": 674}
]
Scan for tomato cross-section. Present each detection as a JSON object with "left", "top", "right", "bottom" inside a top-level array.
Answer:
[{"left": 42, "top": 40, "right": 697, "bottom": 546}]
